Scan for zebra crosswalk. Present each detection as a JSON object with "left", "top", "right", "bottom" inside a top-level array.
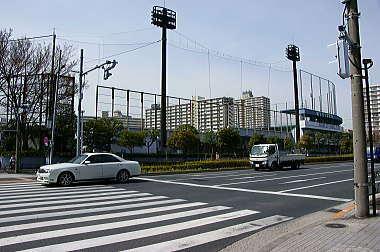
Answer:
[{"left": 0, "top": 182, "right": 293, "bottom": 252}]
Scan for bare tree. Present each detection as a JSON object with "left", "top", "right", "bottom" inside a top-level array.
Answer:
[{"left": 0, "top": 29, "right": 77, "bottom": 172}]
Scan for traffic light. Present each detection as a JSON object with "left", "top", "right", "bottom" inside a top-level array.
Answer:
[{"left": 103, "top": 60, "right": 118, "bottom": 80}]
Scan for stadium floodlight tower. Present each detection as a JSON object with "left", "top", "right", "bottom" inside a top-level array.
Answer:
[
  {"left": 151, "top": 6, "right": 177, "bottom": 152},
  {"left": 286, "top": 44, "right": 301, "bottom": 143}
]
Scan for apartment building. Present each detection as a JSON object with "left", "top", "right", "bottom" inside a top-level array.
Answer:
[{"left": 363, "top": 84, "right": 380, "bottom": 131}]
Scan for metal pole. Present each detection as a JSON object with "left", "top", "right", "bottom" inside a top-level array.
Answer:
[
  {"left": 76, "top": 49, "right": 83, "bottom": 156},
  {"left": 293, "top": 61, "right": 301, "bottom": 142},
  {"left": 347, "top": 0, "right": 369, "bottom": 218},
  {"left": 49, "top": 50, "right": 62, "bottom": 164},
  {"left": 111, "top": 87, "right": 115, "bottom": 117},
  {"left": 95, "top": 85, "right": 99, "bottom": 120},
  {"left": 363, "top": 59, "right": 376, "bottom": 216},
  {"left": 160, "top": 24, "right": 167, "bottom": 151}
]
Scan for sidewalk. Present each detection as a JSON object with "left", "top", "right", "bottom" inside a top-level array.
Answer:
[
  {"left": 221, "top": 197, "right": 380, "bottom": 252},
  {"left": 0, "top": 172, "right": 35, "bottom": 183}
]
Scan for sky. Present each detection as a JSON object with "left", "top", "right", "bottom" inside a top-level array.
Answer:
[{"left": 2, "top": 0, "right": 379, "bottom": 129}]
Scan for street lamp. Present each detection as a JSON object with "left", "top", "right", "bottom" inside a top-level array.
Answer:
[{"left": 286, "top": 44, "right": 301, "bottom": 143}]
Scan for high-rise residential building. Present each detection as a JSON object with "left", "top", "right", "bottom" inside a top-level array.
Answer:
[
  {"left": 235, "top": 91, "right": 271, "bottom": 129},
  {"left": 145, "top": 103, "right": 193, "bottom": 131},
  {"left": 194, "top": 96, "right": 235, "bottom": 132},
  {"left": 363, "top": 84, "right": 380, "bottom": 132}
]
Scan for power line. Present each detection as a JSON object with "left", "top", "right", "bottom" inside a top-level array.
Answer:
[
  {"left": 1, "top": 34, "right": 53, "bottom": 43},
  {"left": 57, "top": 37, "right": 159, "bottom": 46},
  {"left": 84, "top": 40, "right": 161, "bottom": 63}
]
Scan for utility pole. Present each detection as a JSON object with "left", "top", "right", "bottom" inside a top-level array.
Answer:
[
  {"left": 151, "top": 6, "right": 176, "bottom": 151},
  {"left": 76, "top": 49, "right": 84, "bottom": 156},
  {"left": 363, "top": 58, "right": 376, "bottom": 216},
  {"left": 49, "top": 50, "right": 62, "bottom": 164},
  {"left": 286, "top": 44, "right": 301, "bottom": 143},
  {"left": 346, "top": 0, "right": 369, "bottom": 218}
]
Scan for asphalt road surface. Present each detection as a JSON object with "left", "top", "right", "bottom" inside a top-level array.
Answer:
[{"left": 0, "top": 162, "right": 368, "bottom": 252}]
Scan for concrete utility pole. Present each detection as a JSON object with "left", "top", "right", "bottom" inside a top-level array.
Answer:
[
  {"left": 347, "top": 0, "right": 369, "bottom": 218},
  {"left": 76, "top": 49, "right": 84, "bottom": 156}
]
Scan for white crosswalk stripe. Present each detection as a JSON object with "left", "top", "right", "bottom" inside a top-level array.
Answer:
[{"left": 0, "top": 183, "right": 293, "bottom": 251}]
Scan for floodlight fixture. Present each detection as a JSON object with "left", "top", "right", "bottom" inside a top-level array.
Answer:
[
  {"left": 151, "top": 6, "right": 176, "bottom": 30},
  {"left": 286, "top": 44, "right": 300, "bottom": 62}
]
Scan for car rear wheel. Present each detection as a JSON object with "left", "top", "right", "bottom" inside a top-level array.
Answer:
[
  {"left": 57, "top": 172, "right": 74, "bottom": 186},
  {"left": 117, "top": 169, "right": 130, "bottom": 184}
]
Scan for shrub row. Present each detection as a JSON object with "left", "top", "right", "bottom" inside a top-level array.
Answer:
[
  {"left": 141, "top": 159, "right": 250, "bottom": 174},
  {"left": 304, "top": 154, "right": 353, "bottom": 163},
  {"left": 141, "top": 154, "right": 354, "bottom": 174}
]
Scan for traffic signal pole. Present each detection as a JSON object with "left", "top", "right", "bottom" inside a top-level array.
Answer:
[
  {"left": 292, "top": 60, "right": 300, "bottom": 143},
  {"left": 347, "top": 0, "right": 369, "bottom": 218}
]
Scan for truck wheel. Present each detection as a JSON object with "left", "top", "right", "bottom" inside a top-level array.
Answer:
[{"left": 270, "top": 163, "right": 277, "bottom": 171}]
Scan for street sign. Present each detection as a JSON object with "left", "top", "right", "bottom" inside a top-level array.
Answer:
[{"left": 43, "top": 137, "right": 49, "bottom": 146}]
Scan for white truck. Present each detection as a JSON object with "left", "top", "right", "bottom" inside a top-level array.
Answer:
[{"left": 250, "top": 144, "right": 305, "bottom": 171}]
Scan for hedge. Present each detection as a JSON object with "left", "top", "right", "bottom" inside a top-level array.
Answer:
[
  {"left": 142, "top": 159, "right": 250, "bottom": 174},
  {"left": 141, "top": 154, "right": 354, "bottom": 174}
]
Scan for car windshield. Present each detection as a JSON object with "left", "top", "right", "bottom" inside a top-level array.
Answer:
[
  {"left": 251, "top": 146, "right": 268, "bottom": 155},
  {"left": 68, "top": 155, "right": 88, "bottom": 164}
]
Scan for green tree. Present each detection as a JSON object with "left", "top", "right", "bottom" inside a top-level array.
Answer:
[
  {"left": 202, "top": 130, "right": 218, "bottom": 158},
  {"left": 217, "top": 128, "right": 240, "bottom": 154},
  {"left": 315, "top": 132, "right": 324, "bottom": 151},
  {"left": 339, "top": 135, "right": 353, "bottom": 154},
  {"left": 143, "top": 129, "right": 159, "bottom": 155},
  {"left": 248, "top": 134, "right": 266, "bottom": 151},
  {"left": 168, "top": 128, "right": 200, "bottom": 154},
  {"left": 297, "top": 135, "right": 313, "bottom": 154},
  {"left": 283, "top": 136, "right": 294, "bottom": 151},
  {"left": 83, "top": 118, "right": 123, "bottom": 152},
  {"left": 118, "top": 130, "right": 145, "bottom": 154},
  {"left": 267, "top": 135, "right": 282, "bottom": 145}
]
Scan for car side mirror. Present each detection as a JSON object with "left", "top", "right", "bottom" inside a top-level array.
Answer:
[{"left": 84, "top": 161, "right": 91, "bottom": 165}]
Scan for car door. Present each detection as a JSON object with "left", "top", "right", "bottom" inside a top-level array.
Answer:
[
  {"left": 100, "top": 154, "right": 122, "bottom": 178},
  {"left": 79, "top": 155, "right": 104, "bottom": 180}
]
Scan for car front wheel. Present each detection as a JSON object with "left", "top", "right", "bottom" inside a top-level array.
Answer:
[
  {"left": 57, "top": 172, "right": 74, "bottom": 186},
  {"left": 117, "top": 169, "right": 130, "bottom": 184}
]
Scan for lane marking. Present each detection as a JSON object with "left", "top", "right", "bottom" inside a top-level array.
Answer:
[
  {"left": 331, "top": 204, "right": 355, "bottom": 219},
  {"left": 215, "top": 169, "right": 352, "bottom": 187},
  {"left": 0, "top": 187, "right": 128, "bottom": 201},
  {"left": 0, "top": 190, "right": 142, "bottom": 205},
  {"left": 279, "top": 177, "right": 327, "bottom": 185},
  {"left": 138, "top": 178, "right": 351, "bottom": 202},
  {"left": 0, "top": 199, "right": 186, "bottom": 224},
  {"left": 0, "top": 205, "right": 237, "bottom": 246},
  {"left": 127, "top": 215, "right": 293, "bottom": 252},
  {"left": 0, "top": 202, "right": 208, "bottom": 234},
  {"left": 0, "top": 195, "right": 168, "bottom": 216},
  {"left": 18, "top": 210, "right": 256, "bottom": 252},
  {"left": 0, "top": 184, "right": 110, "bottom": 194},
  {"left": 279, "top": 179, "right": 353, "bottom": 193}
]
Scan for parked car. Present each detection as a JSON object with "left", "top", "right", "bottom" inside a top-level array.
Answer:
[
  {"left": 367, "top": 146, "right": 380, "bottom": 162},
  {"left": 36, "top": 153, "right": 141, "bottom": 186}
]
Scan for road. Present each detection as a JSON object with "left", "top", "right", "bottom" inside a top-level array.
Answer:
[{"left": 0, "top": 162, "right": 362, "bottom": 251}]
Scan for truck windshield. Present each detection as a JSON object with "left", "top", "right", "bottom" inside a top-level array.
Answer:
[{"left": 251, "top": 146, "right": 268, "bottom": 155}]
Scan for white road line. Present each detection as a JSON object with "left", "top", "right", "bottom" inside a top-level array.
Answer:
[
  {"left": 279, "top": 179, "right": 354, "bottom": 192},
  {"left": 2, "top": 206, "right": 240, "bottom": 246},
  {"left": 138, "top": 178, "right": 351, "bottom": 202},
  {"left": 170, "top": 172, "right": 269, "bottom": 181},
  {"left": 215, "top": 169, "right": 352, "bottom": 186},
  {"left": 0, "top": 184, "right": 111, "bottom": 194},
  {"left": 127, "top": 215, "right": 293, "bottom": 252},
  {"left": 0, "top": 202, "right": 208, "bottom": 234},
  {"left": 226, "top": 173, "right": 281, "bottom": 181},
  {"left": 0, "top": 187, "right": 128, "bottom": 201},
  {"left": 18, "top": 210, "right": 256, "bottom": 252},
  {"left": 0, "top": 190, "right": 146, "bottom": 207},
  {"left": 0, "top": 195, "right": 168, "bottom": 216},
  {"left": 0, "top": 199, "right": 185, "bottom": 224},
  {"left": 279, "top": 177, "right": 327, "bottom": 185},
  {"left": 0, "top": 182, "right": 39, "bottom": 188}
]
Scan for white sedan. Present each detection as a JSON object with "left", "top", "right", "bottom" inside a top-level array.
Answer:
[{"left": 36, "top": 153, "right": 141, "bottom": 186}]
